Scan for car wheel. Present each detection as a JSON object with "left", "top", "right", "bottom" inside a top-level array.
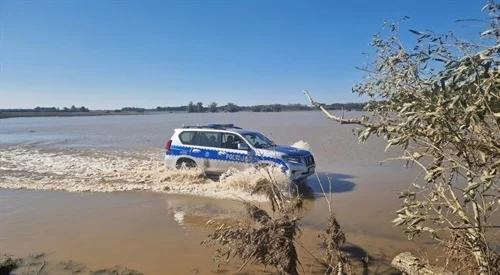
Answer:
[{"left": 176, "top": 159, "right": 196, "bottom": 169}]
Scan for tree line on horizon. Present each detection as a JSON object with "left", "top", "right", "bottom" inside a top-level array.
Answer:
[
  {"left": 0, "top": 105, "right": 90, "bottom": 113},
  {"left": 180, "top": 101, "right": 366, "bottom": 113},
  {"left": 0, "top": 102, "right": 366, "bottom": 113}
]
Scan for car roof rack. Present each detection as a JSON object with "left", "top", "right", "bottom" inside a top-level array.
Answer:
[{"left": 181, "top": 124, "right": 242, "bottom": 130}]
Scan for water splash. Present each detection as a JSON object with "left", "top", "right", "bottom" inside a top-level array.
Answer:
[
  {"left": 291, "top": 140, "right": 310, "bottom": 151},
  {"left": 0, "top": 146, "right": 290, "bottom": 202}
]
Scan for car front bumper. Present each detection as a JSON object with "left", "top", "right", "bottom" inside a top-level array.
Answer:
[{"left": 286, "top": 164, "right": 315, "bottom": 181}]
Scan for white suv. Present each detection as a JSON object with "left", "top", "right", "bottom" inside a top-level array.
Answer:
[{"left": 164, "top": 124, "right": 315, "bottom": 181}]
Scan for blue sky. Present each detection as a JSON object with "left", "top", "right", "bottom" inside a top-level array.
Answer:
[{"left": 0, "top": 0, "right": 487, "bottom": 109}]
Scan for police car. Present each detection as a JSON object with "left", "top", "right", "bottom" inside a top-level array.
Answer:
[{"left": 164, "top": 124, "right": 315, "bottom": 181}]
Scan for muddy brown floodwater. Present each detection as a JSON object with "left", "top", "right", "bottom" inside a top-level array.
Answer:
[{"left": 1, "top": 111, "right": 495, "bottom": 274}]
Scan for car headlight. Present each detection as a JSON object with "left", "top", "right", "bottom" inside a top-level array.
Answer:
[{"left": 283, "top": 155, "right": 302, "bottom": 164}]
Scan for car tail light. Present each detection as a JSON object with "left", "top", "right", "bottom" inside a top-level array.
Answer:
[{"left": 164, "top": 139, "right": 172, "bottom": 152}]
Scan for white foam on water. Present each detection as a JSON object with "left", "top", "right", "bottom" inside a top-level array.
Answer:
[
  {"left": 291, "top": 140, "right": 310, "bottom": 151},
  {"left": 0, "top": 146, "right": 290, "bottom": 202},
  {"left": 173, "top": 210, "right": 186, "bottom": 225}
]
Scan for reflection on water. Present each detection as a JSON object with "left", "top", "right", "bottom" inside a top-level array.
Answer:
[{"left": 305, "top": 173, "right": 356, "bottom": 194}]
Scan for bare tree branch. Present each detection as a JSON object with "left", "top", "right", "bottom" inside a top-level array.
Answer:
[{"left": 303, "top": 90, "right": 364, "bottom": 125}]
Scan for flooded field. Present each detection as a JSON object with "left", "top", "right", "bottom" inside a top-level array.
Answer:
[{"left": 0, "top": 111, "right": 456, "bottom": 273}]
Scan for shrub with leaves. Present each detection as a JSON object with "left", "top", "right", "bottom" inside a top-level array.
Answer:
[{"left": 307, "top": 1, "right": 499, "bottom": 274}]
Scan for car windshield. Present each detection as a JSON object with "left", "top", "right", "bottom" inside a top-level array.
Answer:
[{"left": 242, "top": 132, "right": 275, "bottom": 149}]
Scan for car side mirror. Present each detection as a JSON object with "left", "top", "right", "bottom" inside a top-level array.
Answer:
[{"left": 237, "top": 142, "right": 250, "bottom": 151}]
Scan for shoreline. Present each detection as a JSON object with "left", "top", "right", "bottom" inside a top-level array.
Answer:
[
  {"left": 0, "top": 110, "right": 159, "bottom": 119},
  {"left": 0, "top": 109, "right": 357, "bottom": 119}
]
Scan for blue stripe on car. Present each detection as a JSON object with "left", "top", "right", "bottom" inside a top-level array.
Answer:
[{"left": 168, "top": 145, "right": 289, "bottom": 170}]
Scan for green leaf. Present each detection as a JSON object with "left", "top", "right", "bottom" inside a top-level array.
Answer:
[
  {"left": 464, "top": 182, "right": 481, "bottom": 194},
  {"left": 409, "top": 29, "right": 422, "bottom": 35},
  {"left": 479, "top": 151, "right": 486, "bottom": 163},
  {"left": 480, "top": 29, "right": 496, "bottom": 37},
  {"left": 392, "top": 216, "right": 406, "bottom": 226},
  {"left": 412, "top": 152, "right": 423, "bottom": 160},
  {"left": 385, "top": 143, "right": 393, "bottom": 152}
]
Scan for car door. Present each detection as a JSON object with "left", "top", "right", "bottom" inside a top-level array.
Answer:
[
  {"left": 219, "top": 133, "right": 252, "bottom": 171},
  {"left": 188, "top": 131, "right": 222, "bottom": 173}
]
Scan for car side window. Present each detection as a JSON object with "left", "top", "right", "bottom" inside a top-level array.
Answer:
[
  {"left": 195, "top": 132, "right": 221, "bottom": 148},
  {"left": 222, "top": 133, "right": 245, "bottom": 150},
  {"left": 179, "top": 131, "right": 197, "bottom": 145}
]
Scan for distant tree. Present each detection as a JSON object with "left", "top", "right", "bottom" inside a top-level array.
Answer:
[
  {"left": 34, "top": 107, "right": 58, "bottom": 112},
  {"left": 79, "top": 106, "right": 89, "bottom": 112},
  {"left": 325, "top": 103, "right": 366, "bottom": 111},
  {"left": 209, "top": 102, "right": 218, "bottom": 112},
  {"left": 63, "top": 107, "right": 69, "bottom": 112},
  {"left": 224, "top": 103, "right": 240, "bottom": 113},
  {"left": 70, "top": 105, "right": 77, "bottom": 112},
  {"left": 187, "top": 101, "right": 195, "bottom": 113},
  {"left": 196, "top": 102, "right": 204, "bottom": 113},
  {"left": 121, "top": 107, "right": 145, "bottom": 112},
  {"left": 251, "top": 106, "right": 262, "bottom": 112}
]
